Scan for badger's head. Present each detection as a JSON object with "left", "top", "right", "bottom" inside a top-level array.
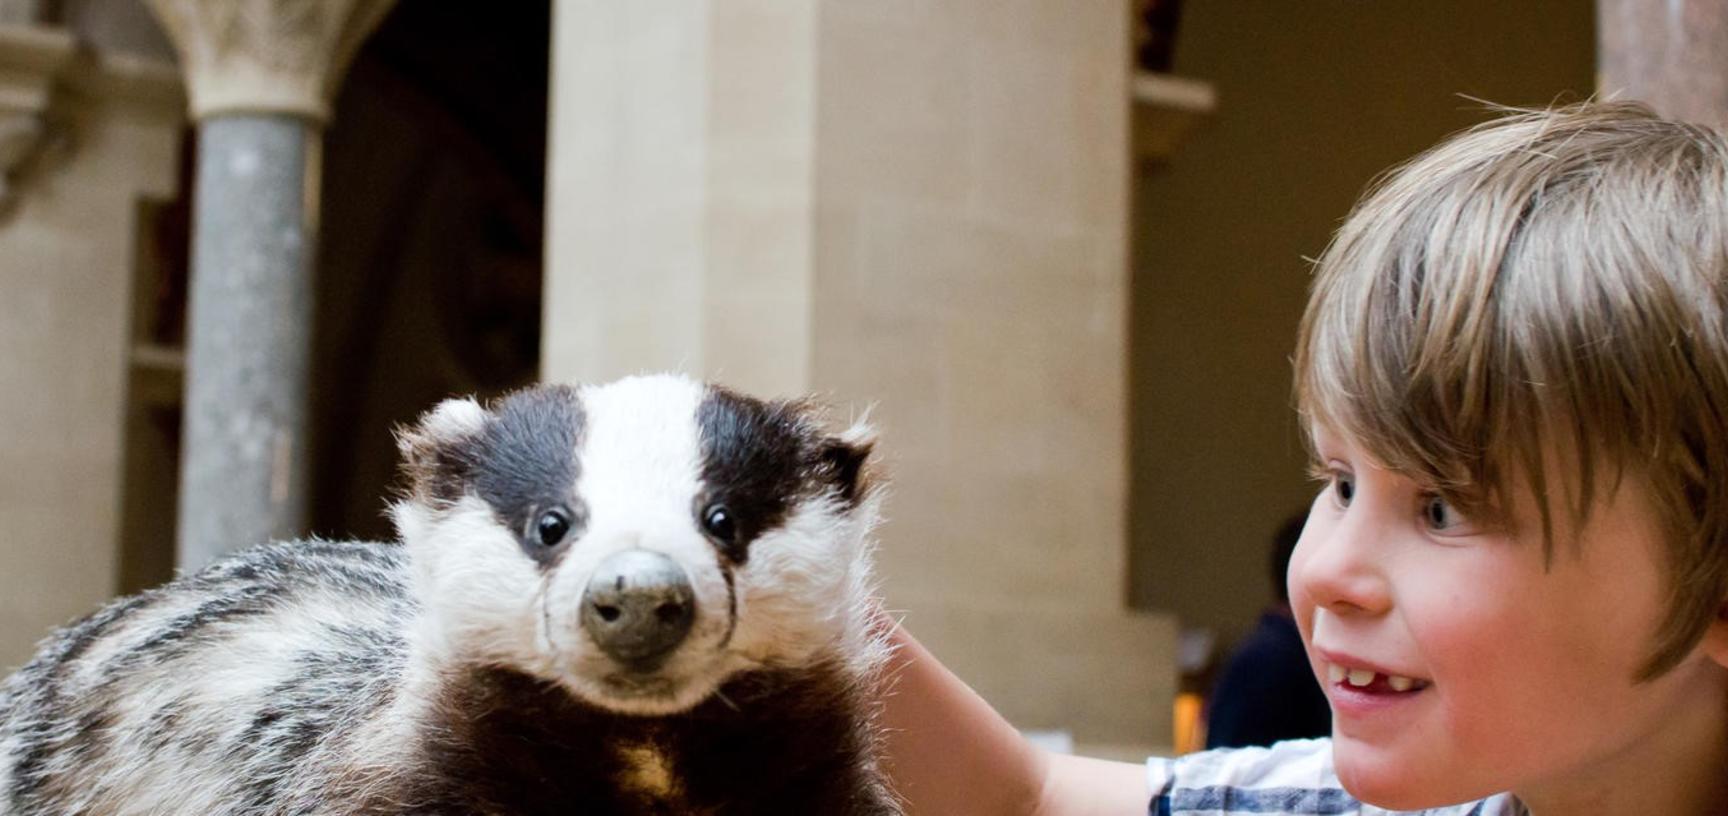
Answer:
[{"left": 389, "top": 374, "right": 881, "bottom": 715}]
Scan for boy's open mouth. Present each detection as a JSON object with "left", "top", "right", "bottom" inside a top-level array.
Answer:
[{"left": 1325, "top": 662, "right": 1431, "bottom": 694}]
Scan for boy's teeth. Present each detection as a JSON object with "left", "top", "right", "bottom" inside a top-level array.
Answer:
[{"left": 1326, "top": 662, "right": 1422, "bottom": 692}]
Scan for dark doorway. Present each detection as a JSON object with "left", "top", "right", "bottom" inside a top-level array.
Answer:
[{"left": 308, "top": 1, "right": 553, "bottom": 541}]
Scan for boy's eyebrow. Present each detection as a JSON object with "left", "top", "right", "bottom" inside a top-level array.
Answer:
[{"left": 1302, "top": 461, "right": 1335, "bottom": 480}]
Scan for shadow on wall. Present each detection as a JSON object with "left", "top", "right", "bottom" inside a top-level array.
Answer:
[{"left": 305, "top": 0, "right": 551, "bottom": 545}]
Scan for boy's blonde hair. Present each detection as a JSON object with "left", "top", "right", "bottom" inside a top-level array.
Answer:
[{"left": 1295, "top": 101, "right": 1728, "bottom": 679}]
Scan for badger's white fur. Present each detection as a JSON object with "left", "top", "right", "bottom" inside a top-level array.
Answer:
[{"left": 0, "top": 374, "right": 897, "bottom": 815}]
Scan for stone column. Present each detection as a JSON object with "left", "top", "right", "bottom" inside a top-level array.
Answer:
[
  {"left": 146, "top": 0, "right": 393, "bottom": 570},
  {"left": 544, "top": 0, "right": 818, "bottom": 398},
  {"left": 1598, "top": 0, "right": 1728, "bottom": 129},
  {"left": 545, "top": 0, "right": 1177, "bottom": 755}
]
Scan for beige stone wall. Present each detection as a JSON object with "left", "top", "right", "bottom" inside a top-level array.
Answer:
[
  {"left": 0, "top": 55, "right": 182, "bottom": 670},
  {"left": 543, "top": 0, "right": 819, "bottom": 398},
  {"left": 1128, "top": 0, "right": 1595, "bottom": 645},
  {"left": 808, "top": 2, "right": 1175, "bottom": 751},
  {"left": 545, "top": 0, "right": 1175, "bottom": 752}
]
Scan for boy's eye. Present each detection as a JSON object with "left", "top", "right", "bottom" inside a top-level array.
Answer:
[
  {"left": 1332, "top": 473, "right": 1355, "bottom": 506},
  {"left": 1423, "top": 495, "right": 1465, "bottom": 532},
  {"left": 1306, "top": 461, "right": 1355, "bottom": 509}
]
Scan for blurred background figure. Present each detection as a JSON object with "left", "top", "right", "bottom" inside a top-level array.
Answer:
[{"left": 1203, "top": 511, "right": 1329, "bottom": 749}]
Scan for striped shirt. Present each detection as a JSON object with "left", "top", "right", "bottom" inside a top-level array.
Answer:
[{"left": 1146, "top": 739, "right": 1524, "bottom": 815}]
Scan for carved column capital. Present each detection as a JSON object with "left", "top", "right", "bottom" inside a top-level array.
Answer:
[{"left": 144, "top": 0, "right": 393, "bottom": 124}]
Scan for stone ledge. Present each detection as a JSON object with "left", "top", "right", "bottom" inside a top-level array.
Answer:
[{"left": 1133, "top": 72, "right": 1216, "bottom": 162}]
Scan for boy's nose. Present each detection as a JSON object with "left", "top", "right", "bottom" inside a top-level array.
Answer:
[{"left": 1291, "top": 509, "right": 1391, "bottom": 616}]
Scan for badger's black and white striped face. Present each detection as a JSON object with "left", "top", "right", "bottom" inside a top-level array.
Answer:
[{"left": 391, "top": 374, "right": 878, "bottom": 715}]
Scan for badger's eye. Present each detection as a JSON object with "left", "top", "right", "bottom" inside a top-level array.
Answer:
[
  {"left": 701, "top": 503, "right": 738, "bottom": 544},
  {"left": 535, "top": 508, "right": 572, "bottom": 548}
]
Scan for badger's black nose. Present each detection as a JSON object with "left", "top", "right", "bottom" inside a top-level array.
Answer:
[{"left": 580, "top": 549, "right": 696, "bottom": 668}]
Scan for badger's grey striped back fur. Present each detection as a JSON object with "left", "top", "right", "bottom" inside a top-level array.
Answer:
[
  {"left": 0, "top": 541, "right": 417, "bottom": 813},
  {"left": 0, "top": 374, "right": 897, "bottom": 815}
]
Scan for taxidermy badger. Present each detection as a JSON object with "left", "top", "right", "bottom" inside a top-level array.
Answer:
[{"left": 0, "top": 374, "right": 899, "bottom": 815}]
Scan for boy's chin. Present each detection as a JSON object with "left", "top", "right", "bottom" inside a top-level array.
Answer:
[{"left": 1331, "top": 737, "right": 1482, "bottom": 812}]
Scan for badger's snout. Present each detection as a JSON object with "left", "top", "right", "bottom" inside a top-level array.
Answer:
[{"left": 580, "top": 549, "right": 697, "bottom": 669}]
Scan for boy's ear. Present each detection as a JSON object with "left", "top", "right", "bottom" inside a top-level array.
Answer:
[{"left": 1700, "top": 599, "right": 1728, "bottom": 670}]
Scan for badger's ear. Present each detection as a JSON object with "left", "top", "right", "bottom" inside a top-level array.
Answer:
[
  {"left": 395, "top": 397, "right": 490, "bottom": 504},
  {"left": 818, "top": 421, "right": 877, "bottom": 507}
]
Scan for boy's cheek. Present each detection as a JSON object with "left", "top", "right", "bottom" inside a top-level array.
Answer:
[{"left": 1285, "top": 567, "right": 1326, "bottom": 644}]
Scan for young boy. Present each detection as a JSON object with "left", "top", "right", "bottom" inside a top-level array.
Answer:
[{"left": 877, "top": 102, "right": 1728, "bottom": 815}]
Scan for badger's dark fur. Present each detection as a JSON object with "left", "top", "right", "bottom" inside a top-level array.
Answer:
[{"left": 0, "top": 375, "right": 898, "bottom": 815}]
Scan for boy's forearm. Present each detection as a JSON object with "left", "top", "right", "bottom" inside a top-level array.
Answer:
[
  {"left": 877, "top": 618, "right": 1047, "bottom": 815},
  {"left": 1038, "top": 753, "right": 1157, "bottom": 816},
  {"left": 877, "top": 618, "right": 1149, "bottom": 816}
]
